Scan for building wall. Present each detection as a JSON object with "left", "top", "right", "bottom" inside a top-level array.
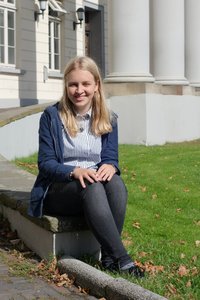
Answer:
[{"left": 0, "top": 0, "right": 108, "bottom": 108}]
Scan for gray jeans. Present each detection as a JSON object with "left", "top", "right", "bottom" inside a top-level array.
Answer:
[{"left": 43, "top": 174, "right": 132, "bottom": 267}]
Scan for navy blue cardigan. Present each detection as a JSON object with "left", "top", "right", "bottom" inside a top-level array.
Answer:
[{"left": 28, "top": 103, "right": 120, "bottom": 217}]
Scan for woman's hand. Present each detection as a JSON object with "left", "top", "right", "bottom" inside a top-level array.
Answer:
[
  {"left": 96, "top": 164, "right": 116, "bottom": 182},
  {"left": 72, "top": 167, "right": 99, "bottom": 188}
]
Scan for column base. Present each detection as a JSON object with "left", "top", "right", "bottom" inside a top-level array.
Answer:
[
  {"left": 104, "top": 72, "right": 154, "bottom": 83},
  {"left": 155, "top": 76, "right": 189, "bottom": 85}
]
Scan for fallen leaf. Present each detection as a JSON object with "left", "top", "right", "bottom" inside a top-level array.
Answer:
[
  {"left": 178, "top": 265, "right": 189, "bottom": 277},
  {"left": 139, "top": 185, "right": 147, "bottom": 192},
  {"left": 179, "top": 240, "right": 186, "bottom": 245},
  {"left": 152, "top": 193, "right": 157, "bottom": 200},
  {"left": 183, "top": 188, "right": 190, "bottom": 192},
  {"left": 138, "top": 251, "right": 148, "bottom": 258},
  {"left": 132, "top": 222, "right": 141, "bottom": 229},
  {"left": 186, "top": 280, "right": 192, "bottom": 288},
  {"left": 180, "top": 253, "right": 185, "bottom": 259},
  {"left": 166, "top": 283, "right": 177, "bottom": 295},
  {"left": 194, "top": 220, "right": 200, "bottom": 226},
  {"left": 155, "top": 214, "right": 160, "bottom": 219},
  {"left": 195, "top": 240, "right": 200, "bottom": 247},
  {"left": 191, "top": 267, "right": 198, "bottom": 276},
  {"left": 191, "top": 256, "right": 197, "bottom": 263},
  {"left": 176, "top": 208, "right": 182, "bottom": 213}
]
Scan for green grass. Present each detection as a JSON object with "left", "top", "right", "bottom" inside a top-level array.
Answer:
[{"left": 14, "top": 141, "right": 200, "bottom": 299}]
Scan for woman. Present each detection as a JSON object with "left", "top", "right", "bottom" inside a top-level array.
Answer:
[{"left": 29, "top": 56, "right": 144, "bottom": 278}]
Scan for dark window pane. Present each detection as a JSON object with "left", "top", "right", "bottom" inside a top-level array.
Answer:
[
  {"left": 0, "top": 46, "right": 4, "bottom": 63},
  {"left": 54, "top": 39, "right": 59, "bottom": 54},
  {"left": 8, "top": 11, "right": 14, "bottom": 29},
  {"left": 0, "top": 9, "right": 4, "bottom": 27},
  {"left": 8, "top": 46, "right": 14, "bottom": 64},
  {"left": 49, "top": 54, "right": 51, "bottom": 69},
  {"left": 54, "top": 54, "right": 59, "bottom": 69},
  {"left": 0, "top": 28, "right": 4, "bottom": 44},
  {"left": 8, "top": 28, "right": 14, "bottom": 46}
]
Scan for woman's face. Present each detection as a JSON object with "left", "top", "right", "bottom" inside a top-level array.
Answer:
[{"left": 67, "top": 69, "right": 98, "bottom": 115}]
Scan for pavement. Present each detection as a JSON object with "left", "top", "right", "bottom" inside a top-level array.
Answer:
[{"left": 0, "top": 106, "right": 168, "bottom": 300}]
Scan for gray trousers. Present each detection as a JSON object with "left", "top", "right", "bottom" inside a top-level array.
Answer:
[{"left": 43, "top": 174, "right": 132, "bottom": 267}]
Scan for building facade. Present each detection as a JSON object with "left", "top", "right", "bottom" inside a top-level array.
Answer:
[
  {"left": 0, "top": 0, "right": 200, "bottom": 145},
  {"left": 0, "top": 0, "right": 108, "bottom": 107}
]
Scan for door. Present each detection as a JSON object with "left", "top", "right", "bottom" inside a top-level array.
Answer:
[{"left": 84, "top": 6, "right": 105, "bottom": 76}]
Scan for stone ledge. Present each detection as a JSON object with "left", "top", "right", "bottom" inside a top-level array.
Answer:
[{"left": 0, "top": 190, "right": 89, "bottom": 233}]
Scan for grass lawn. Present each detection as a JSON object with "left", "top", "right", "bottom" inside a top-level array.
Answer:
[{"left": 14, "top": 141, "right": 200, "bottom": 299}]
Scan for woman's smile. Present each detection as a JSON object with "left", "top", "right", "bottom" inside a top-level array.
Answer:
[{"left": 67, "top": 69, "right": 98, "bottom": 115}]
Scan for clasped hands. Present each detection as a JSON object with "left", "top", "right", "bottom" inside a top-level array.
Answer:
[{"left": 72, "top": 164, "right": 116, "bottom": 188}]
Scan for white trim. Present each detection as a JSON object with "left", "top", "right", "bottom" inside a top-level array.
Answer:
[{"left": 48, "top": 0, "right": 67, "bottom": 14}]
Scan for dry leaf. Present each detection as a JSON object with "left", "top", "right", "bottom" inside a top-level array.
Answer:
[
  {"left": 194, "top": 220, "right": 200, "bottom": 226},
  {"left": 166, "top": 283, "right": 177, "bottom": 295},
  {"left": 183, "top": 188, "right": 190, "bottom": 192},
  {"left": 138, "top": 251, "right": 148, "bottom": 258},
  {"left": 152, "top": 193, "right": 157, "bottom": 200},
  {"left": 155, "top": 214, "right": 160, "bottom": 219},
  {"left": 139, "top": 185, "right": 147, "bottom": 192},
  {"left": 132, "top": 222, "right": 141, "bottom": 229},
  {"left": 178, "top": 265, "right": 189, "bottom": 277},
  {"left": 191, "top": 256, "right": 197, "bottom": 263},
  {"left": 186, "top": 280, "right": 192, "bottom": 288},
  {"left": 179, "top": 240, "right": 186, "bottom": 245},
  {"left": 180, "top": 253, "right": 185, "bottom": 259},
  {"left": 195, "top": 240, "right": 200, "bottom": 247},
  {"left": 176, "top": 208, "right": 182, "bottom": 213},
  {"left": 191, "top": 267, "right": 198, "bottom": 276}
]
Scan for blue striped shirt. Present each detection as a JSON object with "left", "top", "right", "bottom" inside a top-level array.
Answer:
[{"left": 62, "top": 110, "right": 102, "bottom": 169}]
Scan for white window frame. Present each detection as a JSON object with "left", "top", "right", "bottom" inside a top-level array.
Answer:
[
  {"left": 0, "top": 0, "right": 16, "bottom": 66},
  {"left": 49, "top": 18, "right": 61, "bottom": 71},
  {"left": 48, "top": 0, "right": 66, "bottom": 71}
]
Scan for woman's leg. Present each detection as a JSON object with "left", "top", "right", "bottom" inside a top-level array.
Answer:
[
  {"left": 99, "top": 175, "right": 128, "bottom": 267},
  {"left": 43, "top": 180, "right": 83, "bottom": 216},
  {"left": 43, "top": 177, "right": 144, "bottom": 277},
  {"left": 80, "top": 175, "right": 132, "bottom": 267}
]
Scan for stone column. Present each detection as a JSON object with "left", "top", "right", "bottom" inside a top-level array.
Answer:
[
  {"left": 150, "top": 0, "right": 188, "bottom": 85},
  {"left": 185, "top": 0, "right": 200, "bottom": 86},
  {"left": 106, "top": 0, "right": 153, "bottom": 82}
]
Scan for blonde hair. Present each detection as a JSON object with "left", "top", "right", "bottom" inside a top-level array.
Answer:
[{"left": 59, "top": 56, "right": 112, "bottom": 137}]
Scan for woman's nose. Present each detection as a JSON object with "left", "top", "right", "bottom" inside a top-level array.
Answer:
[{"left": 76, "top": 84, "right": 84, "bottom": 94}]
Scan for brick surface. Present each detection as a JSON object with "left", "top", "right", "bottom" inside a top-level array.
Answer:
[{"left": 0, "top": 258, "right": 98, "bottom": 300}]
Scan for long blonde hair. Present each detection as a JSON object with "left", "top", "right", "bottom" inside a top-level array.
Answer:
[{"left": 59, "top": 56, "right": 112, "bottom": 137}]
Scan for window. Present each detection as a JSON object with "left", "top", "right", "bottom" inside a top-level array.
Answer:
[
  {"left": 49, "top": 19, "right": 60, "bottom": 70},
  {"left": 48, "top": 0, "right": 66, "bottom": 71},
  {"left": 0, "top": 0, "right": 15, "bottom": 65}
]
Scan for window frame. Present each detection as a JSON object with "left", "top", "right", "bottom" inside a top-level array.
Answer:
[
  {"left": 48, "top": 13, "right": 61, "bottom": 71},
  {"left": 0, "top": 0, "right": 16, "bottom": 66}
]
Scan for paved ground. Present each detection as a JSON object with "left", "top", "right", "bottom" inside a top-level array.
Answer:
[{"left": 0, "top": 256, "right": 98, "bottom": 299}]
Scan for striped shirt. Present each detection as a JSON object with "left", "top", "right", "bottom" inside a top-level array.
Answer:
[{"left": 62, "top": 110, "right": 102, "bottom": 169}]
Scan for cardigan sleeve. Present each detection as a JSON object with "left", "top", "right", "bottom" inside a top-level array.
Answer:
[
  {"left": 37, "top": 110, "right": 75, "bottom": 182},
  {"left": 98, "top": 116, "right": 120, "bottom": 175}
]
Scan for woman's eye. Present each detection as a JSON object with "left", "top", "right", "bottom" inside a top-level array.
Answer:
[{"left": 68, "top": 83, "right": 77, "bottom": 87}]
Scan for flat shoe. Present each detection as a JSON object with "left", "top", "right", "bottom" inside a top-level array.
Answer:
[{"left": 122, "top": 265, "right": 145, "bottom": 278}]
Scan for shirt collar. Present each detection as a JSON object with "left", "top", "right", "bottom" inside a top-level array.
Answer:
[{"left": 76, "top": 108, "right": 92, "bottom": 120}]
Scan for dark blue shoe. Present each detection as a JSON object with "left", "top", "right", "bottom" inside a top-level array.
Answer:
[{"left": 122, "top": 265, "right": 145, "bottom": 278}]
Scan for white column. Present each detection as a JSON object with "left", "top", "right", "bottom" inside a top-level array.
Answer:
[
  {"left": 106, "top": 0, "right": 153, "bottom": 82},
  {"left": 185, "top": 0, "right": 200, "bottom": 87},
  {"left": 150, "top": 0, "right": 188, "bottom": 85}
]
